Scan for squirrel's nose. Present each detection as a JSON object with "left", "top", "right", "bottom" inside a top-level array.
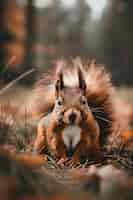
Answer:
[{"left": 69, "top": 113, "right": 77, "bottom": 124}]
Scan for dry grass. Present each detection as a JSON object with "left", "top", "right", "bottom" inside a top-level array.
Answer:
[{"left": 0, "top": 85, "right": 32, "bottom": 105}]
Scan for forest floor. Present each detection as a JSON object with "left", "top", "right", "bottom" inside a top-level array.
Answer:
[{"left": 0, "top": 85, "right": 133, "bottom": 200}]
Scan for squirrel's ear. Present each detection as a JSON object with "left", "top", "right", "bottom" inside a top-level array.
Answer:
[
  {"left": 78, "top": 68, "right": 86, "bottom": 94},
  {"left": 55, "top": 72, "right": 64, "bottom": 96}
]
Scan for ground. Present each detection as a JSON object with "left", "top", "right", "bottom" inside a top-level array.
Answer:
[{"left": 0, "top": 85, "right": 133, "bottom": 200}]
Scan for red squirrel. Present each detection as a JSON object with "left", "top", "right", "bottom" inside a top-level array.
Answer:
[
  {"left": 33, "top": 58, "right": 118, "bottom": 163},
  {"left": 0, "top": 58, "right": 132, "bottom": 166}
]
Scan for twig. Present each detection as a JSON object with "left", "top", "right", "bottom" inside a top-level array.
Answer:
[{"left": 0, "top": 68, "right": 35, "bottom": 95}]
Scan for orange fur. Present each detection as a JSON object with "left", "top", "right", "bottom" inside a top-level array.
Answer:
[
  {"left": 120, "top": 130, "right": 133, "bottom": 152},
  {"left": 33, "top": 58, "right": 119, "bottom": 163},
  {"left": 121, "top": 130, "right": 133, "bottom": 141}
]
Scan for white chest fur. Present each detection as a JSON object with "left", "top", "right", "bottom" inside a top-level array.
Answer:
[{"left": 62, "top": 125, "right": 81, "bottom": 149}]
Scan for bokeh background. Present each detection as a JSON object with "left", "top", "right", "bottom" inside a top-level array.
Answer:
[
  {"left": 0, "top": 0, "right": 133, "bottom": 86},
  {"left": 0, "top": 3, "right": 133, "bottom": 199}
]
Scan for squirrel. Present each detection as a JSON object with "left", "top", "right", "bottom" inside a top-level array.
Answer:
[
  {"left": 33, "top": 58, "right": 119, "bottom": 164},
  {"left": 0, "top": 58, "right": 132, "bottom": 166}
]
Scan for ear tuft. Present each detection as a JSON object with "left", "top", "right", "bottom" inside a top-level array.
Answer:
[
  {"left": 77, "top": 68, "right": 86, "bottom": 93},
  {"left": 55, "top": 72, "right": 64, "bottom": 97}
]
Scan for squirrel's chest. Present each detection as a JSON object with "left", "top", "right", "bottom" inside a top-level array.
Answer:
[
  {"left": 62, "top": 125, "right": 81, "bottom": 149},
  {"left": 42, "top": 114, "right": 82, "bottom": 148}
]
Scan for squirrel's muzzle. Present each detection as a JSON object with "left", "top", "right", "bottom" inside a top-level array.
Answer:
[{"left": 64, "top": 109, "right": 81, "bottom": 125}]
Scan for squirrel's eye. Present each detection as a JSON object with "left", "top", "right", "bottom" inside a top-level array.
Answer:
[
  {"left": 82, "top": 100, "right": 86, "bottom": 105},
  {"left": 57, "top": 99, "right": 63, "bottom": 106},
  {"left": 81, "top": 97, "right": 87, "bottom": 105}
]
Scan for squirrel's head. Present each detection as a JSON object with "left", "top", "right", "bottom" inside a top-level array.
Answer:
[{"left": 54, "top": 65, "right": 89, "bottom": 125}]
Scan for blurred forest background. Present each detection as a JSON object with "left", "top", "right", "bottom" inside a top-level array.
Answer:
[{"left": 0, "top": 0, "right": 133, "bottom": 86}]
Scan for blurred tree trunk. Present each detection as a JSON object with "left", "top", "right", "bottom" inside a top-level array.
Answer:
[
  {"left": 24, "top": 0, "right": 36, "bottom": 68},
  {"left": 102, "top": 0, "right": 133, "bottom": 85},
  {"left": 0, "top": 0, "right": 7, "bottom": 65}
]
